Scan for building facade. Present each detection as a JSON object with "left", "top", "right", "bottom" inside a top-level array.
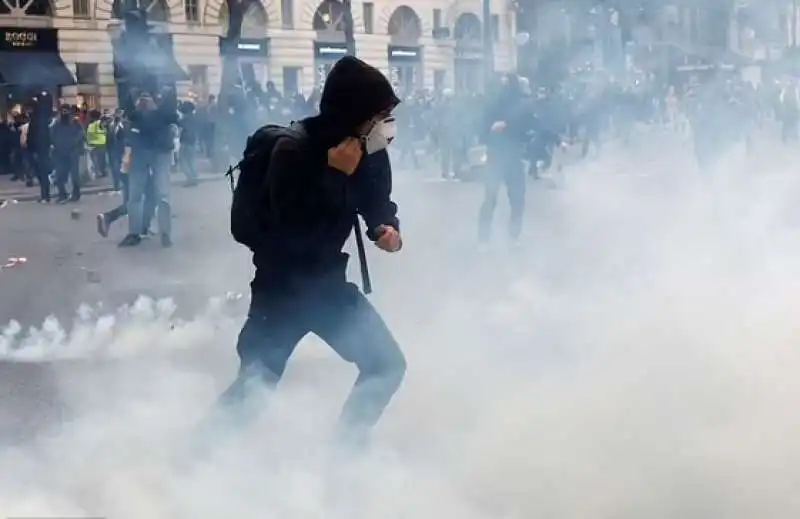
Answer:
[{"left": 0, "top": 0, "right": 519, "bottom": 108}]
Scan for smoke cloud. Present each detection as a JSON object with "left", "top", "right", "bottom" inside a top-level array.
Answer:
[{"left": 2, "top": 130, "right": 800, "bottom": 518}]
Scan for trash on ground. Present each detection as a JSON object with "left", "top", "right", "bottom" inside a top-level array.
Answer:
[{"left": 1, "top": 257, "right": 27, "bottom": 270}]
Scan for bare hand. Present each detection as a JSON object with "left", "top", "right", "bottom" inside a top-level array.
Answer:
[
  {"left": 375, "top": 225, "right": 402, "bottom": 253},
  {"left": 491, "top": 121, "right": 507, "bottom": 133},
  {"left": 328, "top": 137, "right": 363, "bottom": 175}
]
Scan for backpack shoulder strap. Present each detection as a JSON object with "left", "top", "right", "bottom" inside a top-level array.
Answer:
[{"left": 225, "top": 124, "right": 295, "bottom": 192}]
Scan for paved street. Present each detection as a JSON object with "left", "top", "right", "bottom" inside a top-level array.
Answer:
[
  {"left": 0, "top": 180, "right": 248, "bottom": 326},
  {"left": 0, "top": 158, "right": 219, "bottom": 202}
]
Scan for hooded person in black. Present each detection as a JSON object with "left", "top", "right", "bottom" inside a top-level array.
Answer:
[
  {"left": 218, "top": 56, "right": 406, "bottom": 443},
  {"left": 478, "top": 74, "right": 533, "bottom": 245}
]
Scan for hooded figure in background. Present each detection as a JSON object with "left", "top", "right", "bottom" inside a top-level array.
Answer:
[
  {"left": 177, "top": 100, "right": 199, "bottom": 186},
  {"left": 26, "top": 94, "right": 54, "bottom": 194},
  {"left": 216, "top": 56, "right": 407, "bottom": 447},
  {"left": 478, "top": 73, "right": 534, "bottom": 245},
  {"left": 50, "top": 104, "right": 85, "bottom": 203}
]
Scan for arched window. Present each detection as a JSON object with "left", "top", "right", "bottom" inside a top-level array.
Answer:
[
  {"left": 313, "top": 0, "right": 345, "bottom": 32},
  {"left": 454, "top": 12, "right": 482, "bottom": 43},
  {"left": 388, "top": 5, "right": 421, "bottom": 45},
  {"left": 218, "top": 0, "right": 268, "bottom": 37},
  {"left": 112, "top": 0, "right": 169, "bottom": 21},
  {"left": 0, "top": 0, "right": 52, "bottom": 16}
]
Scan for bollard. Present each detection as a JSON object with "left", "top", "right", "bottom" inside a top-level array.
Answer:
[{"left": 70, "top": 208, "right": 82, "bottom": 221}]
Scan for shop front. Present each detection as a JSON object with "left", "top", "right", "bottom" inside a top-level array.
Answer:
[
  {"left": 453, "top": 12, "right": 484, "bottom": 92},
  {"left": 0, "top": 27, "right": 75, "bottom": 110},
  {"left": 387, "top": 6, "right": 423, "bottom": 95},
  {"left": 387, "top": 45, "right": 422, "bottom": 94},
  {"left": 454, "top": 44, "right": 483, "bottom": 92},
  {"left": 313, "top": 41, "right": 347, "bottom": 86},
  {"left": 220, "top": 36, "right": 270, "bottom": 88}
]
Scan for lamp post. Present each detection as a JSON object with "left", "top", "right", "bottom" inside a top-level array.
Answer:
[
  {"left": 219, "top": 0, "right": 251, "bottom": 107},
  {"left": 343, "top": 0, "right": 356, "bottom": 56}
]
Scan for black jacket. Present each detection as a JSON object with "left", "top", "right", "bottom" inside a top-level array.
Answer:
[
  {"left": 250, "top": 56, "right": 400, "bottom": 293},
  {"left": 251, "top": 132, "right": 398, "bottom": 292},
  {"left": 128, "top": 105, "right": 178, "bottom": 153},
  {"left": 51, "top": 118, "right": 83, "bottom": 157}
]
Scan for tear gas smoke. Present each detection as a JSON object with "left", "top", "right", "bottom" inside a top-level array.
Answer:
[{"left": 2, "top": 132, "right": 800, "bottom": 518}]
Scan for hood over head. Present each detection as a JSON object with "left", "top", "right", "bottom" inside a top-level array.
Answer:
[{"left": 319, "top": 56, "right": 400, "bottom": 135}]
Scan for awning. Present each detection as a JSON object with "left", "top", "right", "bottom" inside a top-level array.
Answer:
[{"left": 0, "top": 51, "right": 75, "bottom": 87}]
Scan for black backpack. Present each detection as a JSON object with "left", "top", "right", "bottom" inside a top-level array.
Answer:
[
  {"left": 226, "top": 123, "right": 306, "bottom": 250},
  {"left": 225, "top": 122, "right": 374, "bottom": 293}
]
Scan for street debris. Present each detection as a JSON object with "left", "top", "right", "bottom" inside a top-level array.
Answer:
[{"left": 1, "top": 257, "right": 27, "bottom": 270}]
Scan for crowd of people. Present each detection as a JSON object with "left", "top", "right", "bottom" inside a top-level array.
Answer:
[{"left": 1, "top": 67, "right": 799, "bottom": 251}]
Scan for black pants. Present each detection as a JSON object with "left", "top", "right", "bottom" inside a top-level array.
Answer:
[
  {"left": 219, "top": 282, "right": 406, "bottom": 432},
  {"left": 108, "top": 146, "right": 124, "bottom": 191},
  {"left": 31, "top": 152, "right": 51, "bottom": 201},
  {"left": 54, "top": 154, "right": 80, "bottom": 200},
  {"left": 478, "top": 156, "right": 526, "bottom": 242},
  {"left": 529, "top": 144, "right": 553, "bottom": 178}
]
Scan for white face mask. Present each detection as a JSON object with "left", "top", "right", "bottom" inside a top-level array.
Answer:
[{"left": 363, "top": 116, "right": 397, "bottom": 155}]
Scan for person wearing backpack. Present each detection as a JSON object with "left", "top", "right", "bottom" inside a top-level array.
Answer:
[{"left": 219, "top": 56, "right": 406, "bottom": 446}]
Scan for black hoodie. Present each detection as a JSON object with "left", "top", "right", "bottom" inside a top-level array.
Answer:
[{"left": 251, "top": 56, "right": 400, "bottom": 293}]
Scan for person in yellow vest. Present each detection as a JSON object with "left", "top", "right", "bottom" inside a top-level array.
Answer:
[{"left": 86, "top": 109, "right": 109, "bottom": 179}]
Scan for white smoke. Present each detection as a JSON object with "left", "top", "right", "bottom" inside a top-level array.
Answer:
[{"left": 2, "top": 139, "right": 800, "bottom": 518}]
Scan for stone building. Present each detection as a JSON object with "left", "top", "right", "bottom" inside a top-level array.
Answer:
[{"left": 0, "top": 0, "right": 518, "bottom": 108}]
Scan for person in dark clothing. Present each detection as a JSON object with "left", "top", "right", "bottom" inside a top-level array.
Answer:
[
  {"left": 107, "top": 109, "right": 126, "bottom": 191},
  {"left": 50, "top": 105, "right": 84, "bottom": 203},
  {"left": 216, "top": 56, "right": 406, "bottom": 445},
  {"left": 0, "top": 120, "right": 12, "bottom": 175},
  {"left": 478, "top": 74, "right": 533, "bottom": 245},
  {"left": 178, "top": 101, "right": 199, "bottom": 186},
  {"left": 27, "top": 96, "right": 54, "bottom": 196}
]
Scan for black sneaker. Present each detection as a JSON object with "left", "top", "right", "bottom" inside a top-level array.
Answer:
[
  {"left": 118, "top": 234, "right": 142, "bottom": 247},
  {"left": 160, "top": 233, "right": 173, "bottom": 248},
  {"left": 56, "top": 197, "right": 69, "bottom": 205},
  {"left": 96, "top": 213, "right": 109, "bottom": 238}
]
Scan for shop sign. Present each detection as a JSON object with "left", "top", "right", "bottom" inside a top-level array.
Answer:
[
  {"left": 388, "top": 45, "right": 420, "bottom": 62},
  {"left": 314, "top": 41, "right": 348, "bottom": 59},
  {"left": 0, "top": 28, "right": 59, "bottom": 52},
  {"left": 455, "top": 47, "right": 483, "bottom": 60},
  {"left": 219, "top": 37, "right": 270, "bottom": 57}
]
